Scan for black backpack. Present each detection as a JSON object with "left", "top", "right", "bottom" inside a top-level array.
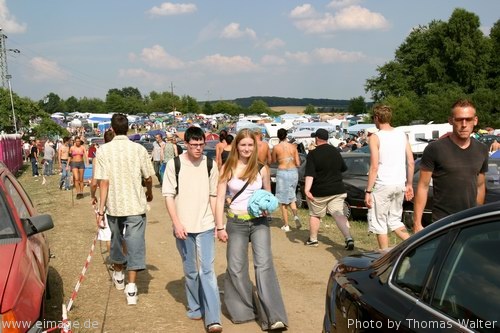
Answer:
[{"left": 173, "top": 156, "right": 213, "bottom": 194}]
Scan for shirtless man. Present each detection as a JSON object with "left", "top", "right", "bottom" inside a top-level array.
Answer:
[
  {"left": 253, "top": 129, "right": 271, "bottom": 165},
  {"left": 58, "top": 137, "right": 71, "bottom": 190}
]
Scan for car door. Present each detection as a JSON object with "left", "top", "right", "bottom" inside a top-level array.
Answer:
[{"left": 402, "top": 219, "right": 500, "bottom": 332}]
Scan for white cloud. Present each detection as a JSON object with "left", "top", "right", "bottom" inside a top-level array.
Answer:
[
  {"left": 327, "top": 0, "right": 361, "bottom": 9},
  {"left": 285, "top": 51, "right": 311, "bottom": 64},
  {"left": 312, "top": 48, "right": 365, "bottom": 63},
  {"left": 147, "top": 2, "right": 197, "bottom": 17},
  {"left": 29, "top": 57, "right": 68, "bottom": 81},
  {"left": 289, "top": 4, "right": 316, "bottom": 19},
  {"left": 197, "top": 54, "right": 258, "bottom": 74},
  {"left": 293, "top": 5, "right": 389, "bottom": 34},
  {"left": 118, "top": 68, "right": 167, "bottom": 86},
  {"left": 261, "top": 55, "right": 286, "bottom": 66},
  {"left": 262, "top": 38, "right": 285, "bottom": 50},
  {"left": 285, "top": 48, "right": 366, "bottom": 65},
  {"left": 220, "top": 23, "right": 257, "bottom": 40},
  {"left": 140, "top": 45, "right": 184, "bottom": 69},
  {"left": 0, "top": 0, "right": 27, "bottom": 33}
]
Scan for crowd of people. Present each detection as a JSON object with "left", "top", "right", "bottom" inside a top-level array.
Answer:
[{"left": 24, "top": 98, "right": 498, "bottom": 332}]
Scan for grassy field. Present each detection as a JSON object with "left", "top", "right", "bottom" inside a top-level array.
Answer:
[{"left": 269, "top": 106, "right": 306, "bottom": 114}]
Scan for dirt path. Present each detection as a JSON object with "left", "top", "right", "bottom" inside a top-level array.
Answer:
[{"left": 22, "top": 173, "right": 356, "bottom": 333}]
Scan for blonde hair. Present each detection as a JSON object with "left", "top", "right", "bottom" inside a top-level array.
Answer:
[{"left": 219, "top": 129, "right": 260, "bottom": 183}]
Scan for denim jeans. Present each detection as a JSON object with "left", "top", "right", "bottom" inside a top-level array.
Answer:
[
  {"left": 44, "top": 160, "right": 53, "bottom": 175},
  {"left": 60, "top": 160, "right": 70, "bottom": 189},
  {"left": 175, "top": 228, "right": 221, "bottom": 326},
  {"left": 107, "top": 214, "right": 147, "bottom": 271},
  {"left": 153, "top": 160, "right": 162, "bottom": 184},
  {"left": 30, "top": 157, "right": 38, "bottom": 176},
  {"left": 224, "top": 216, "right": 288, "bottom": 330}
]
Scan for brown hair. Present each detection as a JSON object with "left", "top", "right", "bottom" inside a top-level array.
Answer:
[
  {"left": 450, "top": 99, "right": 476, "bottom": 116},
  {"left": 372, "top": 104, "right": 392, "bottom": 124},
  {"left": 219, "top": 129, "right": 259, "bottom": 183}
]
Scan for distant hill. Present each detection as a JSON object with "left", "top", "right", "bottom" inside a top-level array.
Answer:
[{"left": 230, "top": 96, "right": 350, "bottom": 109}]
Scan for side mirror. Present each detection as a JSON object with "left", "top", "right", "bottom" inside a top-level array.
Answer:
[{"left": 21, "top": 214, "right": 54, "bottom": 236}]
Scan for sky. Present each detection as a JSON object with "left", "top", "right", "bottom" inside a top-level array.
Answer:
[{"left": 1, "top": 0, "right": 500, "bottom": 103}]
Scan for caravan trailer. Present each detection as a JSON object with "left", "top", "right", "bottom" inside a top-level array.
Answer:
[{"left": 395, "top": 123, "right": 452, "bottom": 156}]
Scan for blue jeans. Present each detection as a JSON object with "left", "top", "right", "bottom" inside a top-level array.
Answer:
[
  {"left": 31, "top": 157, "right": 38, "bottom": 176},
  {"left": 224, "top": 216, "right": 288, "bottom": 329},
  {"left": 44, "top": 160, "right": 53, "bottom": 175},
  {"left": 107, "top": 214, "right": 147, "bottom": 271},
  {"left": 175, "top": 228, "right": 221, "bottom": 326},
  {"left": 60, "top": 160, "right": 70, "bottom": 189}
]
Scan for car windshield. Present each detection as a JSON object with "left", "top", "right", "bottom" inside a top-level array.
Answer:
[{"left": 343, "top": 156, "right": 370, "bottom": 176}]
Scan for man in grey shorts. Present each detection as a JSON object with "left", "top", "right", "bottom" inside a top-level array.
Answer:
[
  {"left": 303, "top": 128, "right": 354, "bottom": 249},
  {"left": 94, "top": 113, "right": 155, "bottom": 305}
]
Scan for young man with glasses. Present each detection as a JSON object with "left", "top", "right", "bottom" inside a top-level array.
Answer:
[
  {"left": 413, "top": 99, "right": 489, "bottom": 232},
  {"left": 162, "top": 127, "right": 223, "bottom": 333}
]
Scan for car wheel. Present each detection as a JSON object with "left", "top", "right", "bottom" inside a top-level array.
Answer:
[{"left": 343, "top": 200, "right": 352, "bottom": 220}]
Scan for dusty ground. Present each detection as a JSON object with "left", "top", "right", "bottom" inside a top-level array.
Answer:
[{"left": 19, "top": 168, "right": 373, "bottom": 333}]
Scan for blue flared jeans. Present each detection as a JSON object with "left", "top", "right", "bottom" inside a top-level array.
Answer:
[{"left": 176, "top": 228, "right": 221, "bottom": 327}]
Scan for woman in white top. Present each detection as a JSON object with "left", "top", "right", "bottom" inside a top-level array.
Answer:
[{"left": 215, "top": 129, "right": 288, "bottom": 331}]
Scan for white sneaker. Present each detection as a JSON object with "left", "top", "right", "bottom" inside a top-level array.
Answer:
[
  {"left": 294, "top": 215, "right": 302, "bottom": 229},
  {"left": 112, "top": 271, "right": 125, "bottom": 290},
  {"left": 281, "top": 225, "right": 291, "bottom": 232},
  {"left": 270, "top": 321, "right": 286, "bottom": 330},
  {"left": 125, "top": 283, "right": 138, "bottom": 305}
]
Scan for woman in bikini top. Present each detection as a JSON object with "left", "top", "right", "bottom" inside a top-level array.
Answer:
[{"left": 272, "top": 131, "right": 300, "bottom": 170}]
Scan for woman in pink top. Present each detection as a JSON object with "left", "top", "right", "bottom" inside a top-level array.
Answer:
[
  {"left": 67, "top": 137, "right": 88, "bottom": 199},
  {"left": 215, "top": 129, "right": 288, "bottom": 331}
]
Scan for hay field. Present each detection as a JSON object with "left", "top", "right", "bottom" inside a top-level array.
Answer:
[{"left": 270, "top": 106, "right": 305, "bottom": 114}]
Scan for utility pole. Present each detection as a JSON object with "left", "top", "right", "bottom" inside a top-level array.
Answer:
[
  {"left": 0, "top": 28, "right": 21, "bottom": 132},
  {"left": 0, "top": 29, "right": 9, "bottom": 88}
]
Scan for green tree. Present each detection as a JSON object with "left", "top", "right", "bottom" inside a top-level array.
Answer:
[
  {"left": 347, "top": 96, "right": 367, "bottom": 115},
  {"left": 31, "top": 118, "right": 69, "bottom": 139},
  {"left": 488, "top": 19, "right": 500, "bottom": 90},
  {"left": 65, "top": 96, "right": 79, "bottom": 113},
  {"left": 303, "top": 104, "right": 316, "bottom": 115},
  {"left": 78, "top": 97, "right": 106, "bottom": 114},
  {"left": 366, "top": 9, "right": 490, "bottom": 101},
  {"left": 180, "top": 95, "right": 200, "bottom": 114},
  {"left": 39, "top": 92, "right": 64, "bottom": 114},
  {"left": 212, "top": 101, "right": 242, "bottom": 116},
  {"left": 247, "top": 99, "right": 270, "bottom": 115}
]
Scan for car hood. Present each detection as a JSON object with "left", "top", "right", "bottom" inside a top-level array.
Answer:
[
  {"left": 0, "top": 243, "right": 17, "bottom": 306},
  {"left": 339, "top": 251, "right": 382, "bottom": 271}
]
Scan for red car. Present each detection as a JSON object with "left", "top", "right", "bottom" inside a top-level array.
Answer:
[{"left": 0, "top": 162, "right": 54, "bottom": 332}]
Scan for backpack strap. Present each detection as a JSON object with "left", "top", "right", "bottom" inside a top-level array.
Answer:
[
  {"left": 175, "top": 155, "right": 213, "bottom": 195},
  {"left": 207, "top": 157, "right": 213, "bottom": 176},
  {"left": 174, "top": 156, "right": 181, "bottom": 194}
]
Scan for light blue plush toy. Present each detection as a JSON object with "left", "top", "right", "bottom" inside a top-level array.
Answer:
[{"left": 247, "top": 189, "right": 279, "bottom": 217}]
